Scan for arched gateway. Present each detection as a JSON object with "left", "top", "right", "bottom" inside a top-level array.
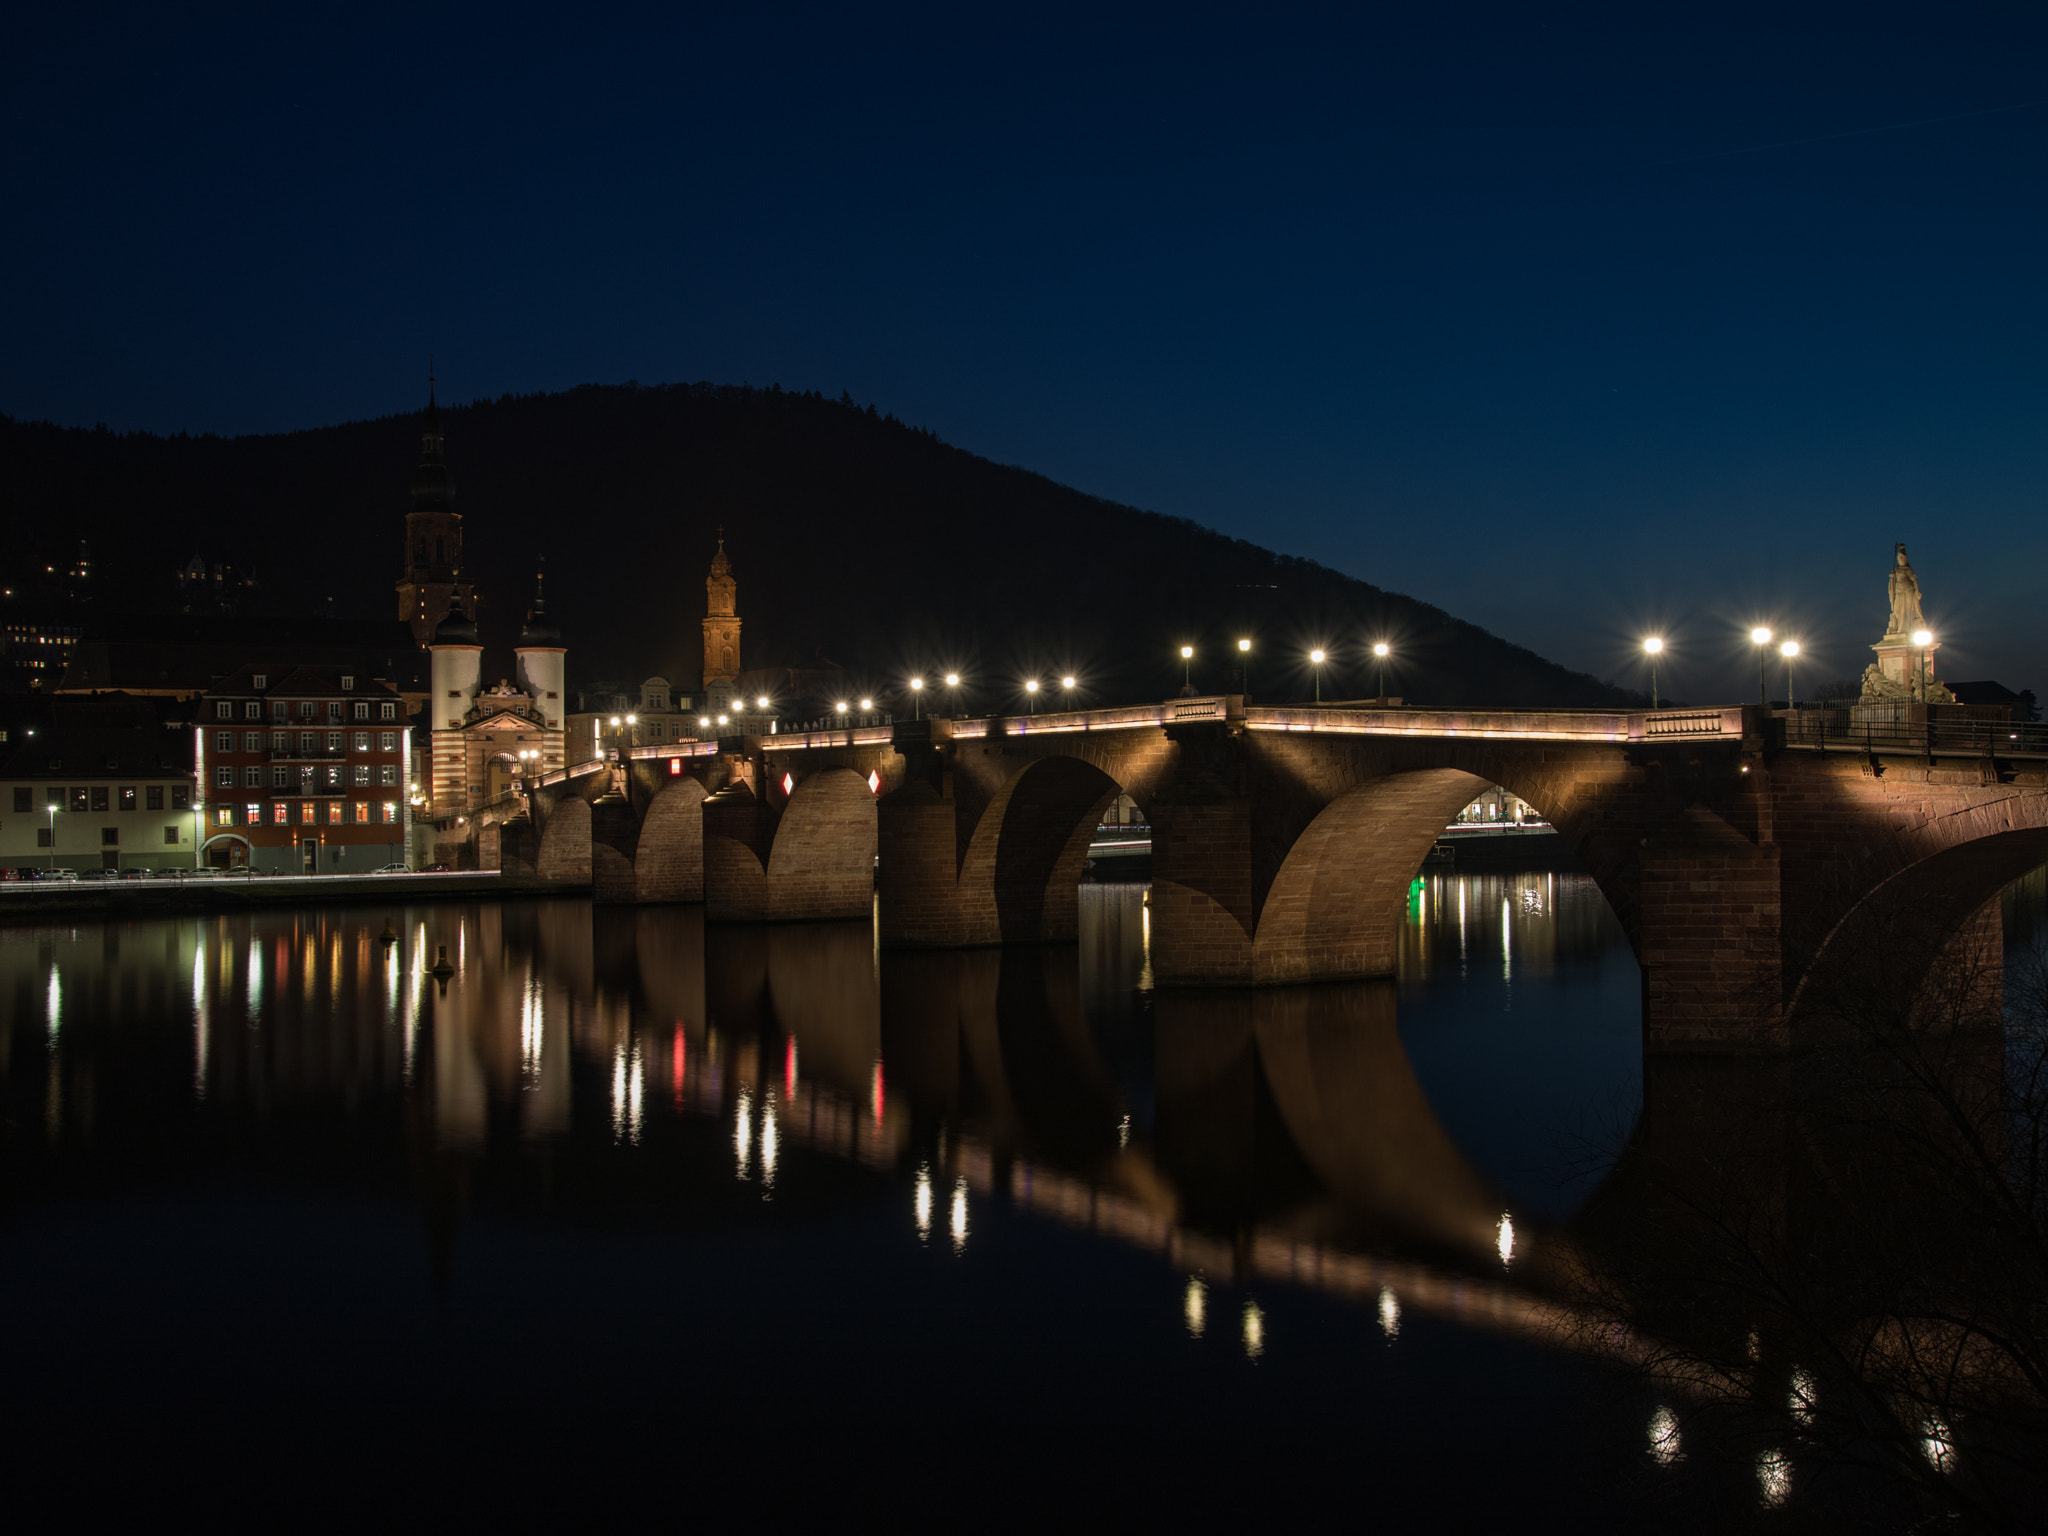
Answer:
[{"left": 515, "top": 696, "right": 2048, "bottom": 1053}]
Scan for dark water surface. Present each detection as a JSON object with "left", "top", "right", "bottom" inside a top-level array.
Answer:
[{"left": 3, "top": 873, "right": 2036, "bottom": 1526}]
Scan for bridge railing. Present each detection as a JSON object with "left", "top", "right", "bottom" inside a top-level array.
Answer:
[
  {"left": 1244, "top": 704, "right": 1741, "bottom": 743},
  {"left": 1777, "top": 712, "right": 2048, "bottom": 760}
]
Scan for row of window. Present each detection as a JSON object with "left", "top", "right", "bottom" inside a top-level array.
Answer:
[
  {"left": 211, "top": 730, "right": 401, "bottom": 754},
  {"left": 213, "top": 802, "right": 401, "bottom": 826},
  {"left": 13, "top": 785, "right": 191, "bottom": 812},
  {"left": 214, "top": 765, "right": 400, "bottom": 789},
  {"left": 29, "top": 827, "right": 180, "bottom": 847},
  {"left": 215, "top": 700, "right": 401, "bottom": 722}
]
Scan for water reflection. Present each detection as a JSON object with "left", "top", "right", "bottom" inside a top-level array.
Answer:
[{"left": 4, "top": 868, "right": 2038, "bottom": 1527}]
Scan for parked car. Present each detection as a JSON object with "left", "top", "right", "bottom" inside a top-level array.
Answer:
[
  {"left": 424, "top": 862, "right": 453, "bottom": 873},
  {"left": 119, "top": 869, "right": 149, "bottom": 881},
  {"left": 151, "top": 868, "right": 186, "bottom": 878},
  {"left": 46, "top": 868, "right": 79, "bottom": 882},
  {"left": 11, "top": 867, "right": 45, "bottom": 882},
  {"left": 79, "top": 869, "right": 118, "bottom": 881},
  {"left": 372, "top": 864, "right": 412, "bottom": 875}
]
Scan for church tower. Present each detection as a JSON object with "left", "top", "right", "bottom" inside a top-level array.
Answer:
[
  {"left": 396, "top": 373, "right": 477, "bottom": 646},
  {"left": 702, "top": 533, "right": 741, "bottom": 710}
]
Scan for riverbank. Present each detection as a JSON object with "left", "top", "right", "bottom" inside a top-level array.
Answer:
[{"left": 0, "top": 871, "right": 586, "bottom": 924}]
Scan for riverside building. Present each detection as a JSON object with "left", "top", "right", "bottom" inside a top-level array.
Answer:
[
  {"left": 193, "top": 667, "right": 412, "bottom": 873},
  {"left": 0, "top": 694, "right": 199, "bottom": 873}
]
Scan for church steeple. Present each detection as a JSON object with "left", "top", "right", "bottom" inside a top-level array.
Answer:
[
  {"left": 397, "top": 366, "right": 476, "bottom": 646},
  {"left": 702, "top": 530, "right": 741, "bottom": 703}
]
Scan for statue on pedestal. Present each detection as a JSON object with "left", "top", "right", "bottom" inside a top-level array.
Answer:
[{"left": 1859, "top": 543, "right": 1954, "bottom": 703}]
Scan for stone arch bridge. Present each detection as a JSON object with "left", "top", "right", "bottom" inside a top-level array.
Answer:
[{"left": 504, "top": 696, "right": 2048, "bottom": 1051}]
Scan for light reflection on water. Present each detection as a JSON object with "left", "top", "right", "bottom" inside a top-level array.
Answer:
[{"left": 15, "top": 870, "right": 2032, "bottom": 1522}]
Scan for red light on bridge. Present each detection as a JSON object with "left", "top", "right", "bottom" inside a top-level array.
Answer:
[{"left": 667, "top": 758, "right": 681, "bottom": 776}]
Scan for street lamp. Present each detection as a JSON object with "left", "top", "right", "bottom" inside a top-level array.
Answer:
[
  {"left": 1911, "top": 628, "right": 1934, "bottom": 703},
  {"left": 1780, "top": 640, "right": 1800, "bottom": 710},
  {"left": 835, "top": 700, "right": 849, "bottom": 715},
  {"left": 1643, "top": 637, "right": 1663, "bottom": 711},
  {"left": 1309, "top": 648, "right": 1326, "bottom": 704},
  {"left": 698, "top": 716, "right": 711, "bottom": 732},
  {"left": 909, "top": 676, "right": 924, "bottom": 720},
  {"left": 47, "top": 803, "right": 57, "bottom": 874},
  {"left": 1061, "top": 675, "right": 1077, "bottom": 708},
  {"left": 1024, "top": 679, "right": 1040, "bottom": 714},
  {"left": 859, "top": 698, "right": 874, "bottom": 713},
  {"left": 1237, "top": 637, "right": 1252, "bottom": 695},
  {"left": 1179, "top": 645, "right": 1194, "bottom": 693},
  {"left": 1750, "top": 627, "right": 1772, "bottom": 710},
  {"left": 1372, "top": 642, "right": 1390, "bottom": 703}
]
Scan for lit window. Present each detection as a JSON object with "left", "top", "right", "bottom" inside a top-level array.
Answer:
[
  {"left": 300, "top": 802, "right": 315, "bottom": 824},
  {"left": 172, "top": 787, "right": 189, "bottom": 810},
  {"left": 382, "top": 802, "right": 397, "bottom": 824},
  {"left": 354, "top": 802, "right": 370, "bottom": 824},
  {"left": 216, "top": 807, "right": 234, "bottom": 826},
  {"left": 352, "top": 732, "right": 370, "bottom": 752},
  {"left": 327, "top": 732, "right": 342, "bottom": 752},
  {"left": 327, "top": 802, "right": 342, "bottom": 824},
  {"left": 353, "top": 765, "right": 369, "bottom": 785},
  {"left": 379, "top": 731, "right": 397, "bottom": 750},
  {"left": 245, "top": 803, "right": 260, "bottom": 823},
  {"left": 271, "top": 803, "right": 288, "bottom": 824},
  {"left": 379, "top": 765, "right": 398, "bottom": 785},
  {"left": 119, "top": 786, "right": 137, "bottom": 810},
  {"left": 215, "top": 767, "right": 234, "bottom": 788}
]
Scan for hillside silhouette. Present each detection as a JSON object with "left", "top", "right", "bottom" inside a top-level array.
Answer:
[{"left": 0, "top": 384, "right": 1641, "bottom": 710}]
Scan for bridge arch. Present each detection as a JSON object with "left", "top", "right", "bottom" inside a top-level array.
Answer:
[
  {"left": 1788, "top": 826, "right": 2048, "bottom": 1033},
  {"left": 963, "top": 755, "right": 1129, "bottom": 945}
]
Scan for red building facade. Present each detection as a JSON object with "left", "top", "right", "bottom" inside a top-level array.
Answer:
[{"left": 195, "top": 665, "right": 413, "bottom": 872}]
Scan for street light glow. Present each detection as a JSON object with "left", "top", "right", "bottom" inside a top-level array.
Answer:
[
  {"left": 1237, "top": 638, "right": 1251, "bottom": 653},
  {"left": 1643, "top": 637, "right": 1663, "bottom": 655},
  {"left": 1025, "top": 679, "right": 1039, "bottom": 693},
  {"left": 1780, "top": 640, "right": 1800, "bottom": 658},
  {"left": 1751, "top": 627, "right": 1772, "bottom": 645},
  {"left": 756, "top": 696, "right": 769, "bottom": 708},
  {"left": 909, "top": 677, "right": 923, "bottom": 690},
  {"left": 944, "top": 673, "right": 959, "bottom": 686},
  {"left": 609, "top": 716, "right": 621, "bottom": 726},
  {"left": 1911, "top": 628, "right": 1933, "bottom": 647},
  {"left": 1309, "top": 649, "right": 1325, "bottom": 664},
  {"left": 699, "top": 716, "right": 711, "bottom": 728},
  {"left": 1373, "top": 642, "right": 1390, "bottom": 658},
  {"left": 1180, "top": 646, "right": 1193, "bottom": 659},
  {"left": 1061, "top": 675, "right": 1076, "bottom": 689},
  {"left": 859, "top": 698, "right": 874, "bottom": 710},
  {"left": 835, "top": 701, "right": 848, "bottom": 713}
]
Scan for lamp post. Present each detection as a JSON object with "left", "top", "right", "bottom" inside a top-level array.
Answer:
[
  {"left": 1911, "top": 628, "right": 1933, "bottom": 704},
  {"left": 859, "top": 698, "right": 874, "bottom": 718},
  {"left": 48, "top": 803, "right": 56, "bottom": 874},
  {"left": 944, "top": 673, "right": 960, "bottom": 717},
  {"left": 1750, "top": 627, "right": 1772, "bottom": 710},
  {"left": 1780, "top": 640, "right": 1800, "bottom": 710},
  {"left": 1179, "top": 645, "right": 1194, "bottom": 693},
  {"left": 909, "top": 676, "right": 923, "bottom": 720},
  {"left": 1237, "top": 638, "right": 1251, "bottom": 696},
  {"left": 1024, "top": 679, "right": 1040, "bottom": 715},
  {"left": 1061, "top": 675, "right": 1077, "bottom": 710},
  {"left": 1372, "top": 642, "right": 1390, "bottom": 703},
  {"left": 1643, "top": 637, "right": 1663, "bottom": 710},
  {"left": 1309, "top": 649, "right": 1326, "bottom": 704}
]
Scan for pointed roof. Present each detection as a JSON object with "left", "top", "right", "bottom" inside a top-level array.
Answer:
[{"left": 411, "top": 367, "right": 454, "bottom": 514}]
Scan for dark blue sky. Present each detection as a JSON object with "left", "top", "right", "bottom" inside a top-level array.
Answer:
[{"left": 4, "top": 2, "right": 2044, "bottom": 700}]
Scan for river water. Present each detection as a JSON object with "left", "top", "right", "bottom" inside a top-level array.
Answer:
[{"left": 1, "top": 870, "right": 2038, "bottom": 1526}]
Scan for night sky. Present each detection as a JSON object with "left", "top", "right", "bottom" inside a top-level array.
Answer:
[{"left": 4, "top": 3, "right": 2044, "bottom": 702}]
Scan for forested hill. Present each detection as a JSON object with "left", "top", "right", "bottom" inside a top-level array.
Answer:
[{"left": 0, "top": 383, "right": 1639, "bottom": 710}]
